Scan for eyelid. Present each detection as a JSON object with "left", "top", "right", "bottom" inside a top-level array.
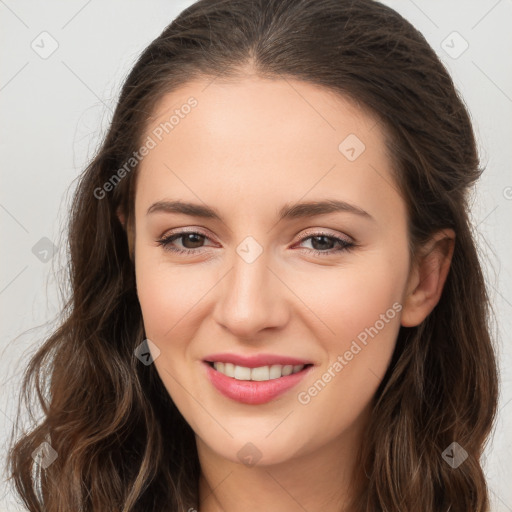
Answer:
[
  {"left": 293, "top": 227, "right": 353, "bottom": 245},
  {"left": 160, "top": 226, "right": 215, "bottom": 241}
]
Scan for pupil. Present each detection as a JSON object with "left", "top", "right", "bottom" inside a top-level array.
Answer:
[
  {"left": 184, "top": 233, "right": 204, "bottom": 248},
  {"left": 312, "top": 235, "right": 333, "bottom": 251}
]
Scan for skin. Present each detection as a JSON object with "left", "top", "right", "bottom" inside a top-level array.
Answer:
[{"left": 119, "top": 75, "right": 454, "bottom": 512}]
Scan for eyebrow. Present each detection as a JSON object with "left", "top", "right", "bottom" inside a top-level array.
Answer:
[{"left": 146, "top": 199, "right": 375, "bottom": 222}]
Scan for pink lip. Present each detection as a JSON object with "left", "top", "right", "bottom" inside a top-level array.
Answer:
[
  {"left": 202, "top": 361, "right": 314, "bottom": 405},
  {"left": 203, "top": 352, "right": 313, "bottom": 368}
]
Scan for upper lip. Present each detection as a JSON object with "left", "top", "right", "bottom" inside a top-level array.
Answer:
[{"left": 203, "top": 353, "right": 313, "bottom": 368}]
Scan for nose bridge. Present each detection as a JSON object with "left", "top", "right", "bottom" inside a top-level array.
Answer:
[{"left": 213, "top": 235, "right": 287, "bottom": 337}]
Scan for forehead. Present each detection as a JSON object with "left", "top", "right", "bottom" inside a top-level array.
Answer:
[
  {"left": 143, "top": 76, "right": 383, "bottom": 153},
  {"left": 135, "top": 77, "right": 402, "bottom": 225}
]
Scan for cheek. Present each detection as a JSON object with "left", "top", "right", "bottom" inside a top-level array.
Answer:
[
  {"left": 295, "top": 310, "right": 400, "bottom": 449},
  {"left": 134, "top": 253, "right": 201, "bottom": 346},
  {"left": 289, "top": 247, "right": 407, "bottom": 353},
  {"left": 291, "top": 249, "right": 407, "bottom": 438}
]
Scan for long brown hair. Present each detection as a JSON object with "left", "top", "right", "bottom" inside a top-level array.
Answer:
[{"left": 6, "top": 0, "right": 499, "bottom": 510}]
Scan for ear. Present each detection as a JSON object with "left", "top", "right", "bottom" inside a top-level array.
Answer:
[
  {"left": 116, "top": 206, "right": 135, "bottom": 261},
  {"left": 400, "top": 229, "right": 455, "bottom": 327},
  {"left": 116, "top": 206, "right": 126, "bottom": 229}
]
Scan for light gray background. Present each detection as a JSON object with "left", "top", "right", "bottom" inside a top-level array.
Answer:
[{"left": 1, "top": 1, "right": 511, "bottom": 511}]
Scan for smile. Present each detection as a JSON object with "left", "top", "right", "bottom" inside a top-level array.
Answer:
[
  {"left": 203, "top": 360, "right": 314, "bottom": 405},
  {"left": 208, "top": 361, "right": 307, "bottom": 381}
]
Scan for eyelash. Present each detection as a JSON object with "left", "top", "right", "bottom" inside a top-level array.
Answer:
[{"left": 156, "top": 229, "right": 355, "bottom": 257}]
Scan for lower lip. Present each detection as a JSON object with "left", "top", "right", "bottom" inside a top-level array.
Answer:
[{"left": 203, "top": 362, "right": 313, "bottom": 405}]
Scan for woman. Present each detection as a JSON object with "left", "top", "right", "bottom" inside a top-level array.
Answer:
[{"left": 7, "top": 0, "right": 499, "bottom": 510}]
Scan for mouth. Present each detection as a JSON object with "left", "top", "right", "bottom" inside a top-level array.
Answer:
[
  {"left": 205, "top": 360, "right": 313, "bottom": 381},
  {"left": 202, "top": 360, "right": 314, "bottom": 405}
]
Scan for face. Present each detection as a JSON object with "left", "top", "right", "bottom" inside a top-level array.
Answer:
[{"left": 132, "top": 76, "right": 412, "bottom": 466}]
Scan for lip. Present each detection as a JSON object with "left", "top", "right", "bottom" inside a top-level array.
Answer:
[
  {"left": 203, "top": 352, "right": 313, "bottom": 368},
  {"left": 202, "top": 361, "right": 314, "bottom": 405}
]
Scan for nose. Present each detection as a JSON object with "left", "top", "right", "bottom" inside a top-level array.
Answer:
[{"left": 212, "top": 247, "right": 290, "bottom": 340}]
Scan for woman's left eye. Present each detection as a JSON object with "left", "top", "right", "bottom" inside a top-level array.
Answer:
[
  {"left": 156, "top": 231, "right": 355, "bottom": 256},
  {"left": 297, "top": 233, "right": 354, "bottom": 255}
]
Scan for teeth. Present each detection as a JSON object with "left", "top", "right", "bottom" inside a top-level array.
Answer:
[
  {"left": 269, "top": 364, "right": 282, "bottom": 379},
  {"left": 212, "top": 362, "right": 306, "bottom": 381},
  {"left": 251, "top": 366, "right": 270, "bottom": 381},
  {"left": 234, "top": 365, "right": 251, "bottom": 380},
  {"left": 281, "top": 365, "right": 293, "bottom": 376},
  {"left": 224, "top": 362, "right": 235, "bottom": 378}
]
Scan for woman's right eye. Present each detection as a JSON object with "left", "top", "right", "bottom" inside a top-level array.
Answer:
[{"left": 156, "top": 231, "right": 211, "bottom": 255}]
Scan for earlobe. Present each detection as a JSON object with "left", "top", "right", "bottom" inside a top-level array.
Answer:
[{"left": 400, "top": 229, "right": 455, "bottom": 327}]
